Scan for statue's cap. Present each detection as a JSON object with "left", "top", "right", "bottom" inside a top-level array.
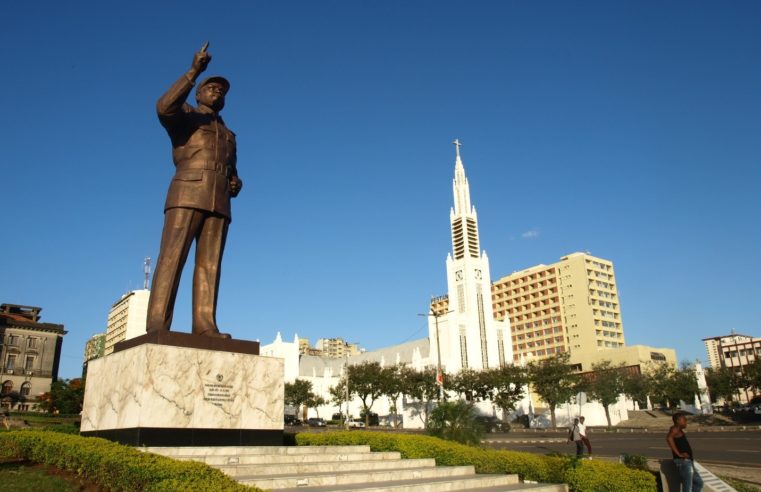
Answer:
[{"left": 197, "top": 76, "right": 230, "bottom": 94}]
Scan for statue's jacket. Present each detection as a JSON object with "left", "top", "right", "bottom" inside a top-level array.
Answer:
[{"left": 157, "top": 75, "right": 238, "bottom": 221}]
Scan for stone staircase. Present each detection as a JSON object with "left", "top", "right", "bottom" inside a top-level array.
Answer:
[{"left": 144, "top": 445, "right": 567, "bottom": 491}]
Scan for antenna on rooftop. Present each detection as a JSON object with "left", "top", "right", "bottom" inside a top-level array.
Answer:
[{"left": 144, "top": 257, "right": 152, "bottom": 290}]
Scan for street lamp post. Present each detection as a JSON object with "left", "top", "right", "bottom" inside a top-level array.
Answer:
[
  {"left": 343, "top": 352, "right": 350, "bottom": 428},
  {"left": 419, "top": 307, "right": 452, "bottom": 401}
]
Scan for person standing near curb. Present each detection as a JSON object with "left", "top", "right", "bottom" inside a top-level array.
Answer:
[
  {"left": 667, "top": 412, "right": 703, "bottom": 492},
  {"left": 579, "top": 416, "right": 592, "bottom": 458},
  {"left": 567, "top": 417, "right": 584, "bottom": 457}
]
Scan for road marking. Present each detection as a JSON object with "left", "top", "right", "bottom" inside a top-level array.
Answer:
[{"left": 726, "top": 449, "right": 760, "bottom": 453}]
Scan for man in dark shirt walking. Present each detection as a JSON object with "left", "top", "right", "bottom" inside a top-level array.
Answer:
[{"left": 666, "top": 412, "right": 703, "bottom": 492}]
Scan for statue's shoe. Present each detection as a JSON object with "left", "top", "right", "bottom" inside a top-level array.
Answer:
[{"left": 198, "top": 330, "right": 232, "bottom": 339}]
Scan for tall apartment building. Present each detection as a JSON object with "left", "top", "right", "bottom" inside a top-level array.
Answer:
[
  {"left": 491, "top": 252, "right": 625, "bottom": 363},
  {"left": 0, "top": 303, "right": 67, "bottom": 411},
  {"left": 314, "top": 338, "right": 361, "bottom": 358},
  {"left": 702, "top": 332, "right": 757, "bottom": 370},
  {"left": 702, "top": 332, "right": 760, "bottom": 402},
  {"left": 104, "top": 289, "right": 150, "bottom": 355}
]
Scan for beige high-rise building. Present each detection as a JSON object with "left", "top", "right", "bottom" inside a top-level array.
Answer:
[
  {"left": 702, "top": 332, "right": 756, "bottom": 370},
  {"left": 314, "top": 338, "right": 361, "bottom": 358},
  {"left": 491, "top": 252, "right": 625, "bottom": 363},
  {"left": 104, "top": 290, "right": 150, "bottom": 355},
  {"left": 702, "top": 332, "right": 760, "bottom": 402}
]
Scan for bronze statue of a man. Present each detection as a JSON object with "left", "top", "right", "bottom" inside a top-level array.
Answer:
[{"left": 146, "top": 46, "right": 242, "bottom": 339}]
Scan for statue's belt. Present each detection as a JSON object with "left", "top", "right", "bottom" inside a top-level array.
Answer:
[{"left": 179, "top": 160, "right": 234, "bottom": 178}]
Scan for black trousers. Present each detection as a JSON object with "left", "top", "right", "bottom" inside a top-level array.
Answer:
[{"left": 146, "top": 207, "right": 229, "bottom": 335}]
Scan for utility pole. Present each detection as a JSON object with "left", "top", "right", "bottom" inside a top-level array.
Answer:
[
  {"left": 343, "top": 353, "right": 350, "bottom": 428},
  {"left": 419, "top": 305, "right": 453, "bottom": 401}
]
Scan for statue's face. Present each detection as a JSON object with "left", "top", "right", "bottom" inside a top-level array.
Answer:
[{"left": 197, "top": 83, "right": 226, "bottom": 112}]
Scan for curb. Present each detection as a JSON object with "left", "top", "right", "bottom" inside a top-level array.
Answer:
[{"left": 482, "top": 438, "right": 566, "bottom": 444}]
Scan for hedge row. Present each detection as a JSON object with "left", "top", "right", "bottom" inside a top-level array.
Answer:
[
  {"left": 0, "top": 430, "right": 258, "bottom": 491},
  {"left": 296, "top": 431, "right": 656, "bottom": 492}
]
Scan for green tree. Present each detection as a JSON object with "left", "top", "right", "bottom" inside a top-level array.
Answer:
[
  {"left": 483, "top": 365, "right": 528, "bottom": 419},
  {"left": 426, "top": 400, "right": 483, "bottom": 445},
  {"left": 329, "top": 378, "right": 350, "bottom": 425},
  {"left": 308, "top": 395, "right": 327, "bottom": 417},
  {"left": 745, "top": 358, "right": 761, "bottom": 396},
  {"left": 585, "top": 360, "right": 625, "bottom": 427},
  {"left": 621, "top": 370, "right": 651, "bottom": 410},
  {"left": 705, "top": 366, "right": 746, "bottom": 404},
  {"left": 446, "top": 369, "right": 493, "bottom": 402},
  {"left": 644, "top": 363, "right": 672, "bottom": 408},
  {"left": 284, "top": 379, "right": 321, "bottom": 420},
  {"left": 668, "top": 363, "right": 700, "bottom": 407},
  {"left": 405, "top": 367, "right": 442, "bottom": 427},
  {"left": 37, "top": 378, "right": 85, "bottom": 414},
  {"left": 646, "top": 363, "right": 699, "bottom": 409},
  {"left": 528, "top": 352, "right": 579, "bottom": 428},
  {"left": 381, "top": 364, "right": 413, "bottom": 428},
  {"left": 347, "top": 361, "right": 386, "bottom": 427}
]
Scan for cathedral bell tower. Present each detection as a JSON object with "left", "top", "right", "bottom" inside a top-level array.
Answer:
[{"left": 429, "top": 141, "right": 512, "bottom": 374}]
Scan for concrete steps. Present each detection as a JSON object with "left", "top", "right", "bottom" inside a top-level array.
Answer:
[
  {"left": 274, "top": 476, "right": 565, "bottom": 492},
  {"left": 144, "top": 445, "right": 568, "bottom": 492},
  {"left": 172, "top": 450, "right": 403, "bottom": 466},
  {"left": 222, "top": 457, "right": 438, "bottom": 478}
]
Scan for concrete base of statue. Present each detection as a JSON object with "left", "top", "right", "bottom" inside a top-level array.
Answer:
[{"left": 81, "top": 332, "right": 284, "bottom": 446}]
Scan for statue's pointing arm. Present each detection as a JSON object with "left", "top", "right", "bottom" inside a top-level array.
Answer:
[{"left": 156, "top": 50, "right": 211, "bottom": 126}]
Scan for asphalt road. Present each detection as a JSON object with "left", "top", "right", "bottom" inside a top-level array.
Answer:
[{"left": 484, "top": 430, "right": 761, "bottom": 469}]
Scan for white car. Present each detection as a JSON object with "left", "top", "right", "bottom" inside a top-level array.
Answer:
[{"left": 347, "top": 419, "right": 365, "bottom": 428}]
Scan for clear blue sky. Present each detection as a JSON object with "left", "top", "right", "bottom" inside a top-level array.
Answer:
[{"left": 3, "top": 1, "right": 759, "bottom": 379}]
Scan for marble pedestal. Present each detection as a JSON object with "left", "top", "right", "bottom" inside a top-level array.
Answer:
[{"left": 81, "top": 339, "right": 284, "bottom": 446}]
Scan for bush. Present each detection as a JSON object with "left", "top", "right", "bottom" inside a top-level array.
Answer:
[
  {"left": 426, "top": 400, "right": 483, "bottom": 445},
  {"left": 38, "top": 424, "right": 80, "bottom": 434},
  {"left": 0, "top": 430, "right": 258, "bottom": 491},
  {"left": 296, "top": 431, "right": 656, "bottom": 492},
  {"left": 621, "top": 453, "right": 649, "bottom": 471}
]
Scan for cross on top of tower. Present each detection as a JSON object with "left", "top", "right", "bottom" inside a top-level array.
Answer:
[{"left": 453, "top": 138, "right": 462, "bottom": 158}]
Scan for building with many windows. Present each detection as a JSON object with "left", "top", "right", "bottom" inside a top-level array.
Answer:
[
  {"left": 0, "top": 303, "right": 66, "bottom": 411},
  {"left": 314, "top": 338, "right": 362, "bottom": 358},
  {"left": 702, "top": 331, "right": 760, "bottom": 403},
  {"left": 104, "top": 289, "right": 149, "bottom": 355},
  {"left": 702, "top": 332, "right": 759, "bottom": 370},
  {"left": 433, "top": 251, "right": 629, "bottom": 365},
  {"left": 492, "top": 252, "right": 625, "bottom": 362}
]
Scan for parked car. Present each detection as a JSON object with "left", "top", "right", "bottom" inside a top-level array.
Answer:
[
  {"left": 306, "top": 417, "right": 327, "bottom": 427},
  {"left": 347, "top": 419, "right": 365, "bottom": 428},
  {"left": 475, "top": 415, "right": 507, "bottom": 433},
  {"left": 284, "top": 415, "right": 302, "bottom": 426},
  {"left": 359, "top": 412, "right": 380, "bottom": 426}
]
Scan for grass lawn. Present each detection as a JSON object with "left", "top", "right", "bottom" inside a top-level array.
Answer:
[{"left": 0, "top": 460, "right": 95, "bottom": 491}]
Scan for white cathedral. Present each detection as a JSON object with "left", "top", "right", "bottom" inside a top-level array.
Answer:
[{"left": 261, "top": 141, "right": 634, "bottom": 428}]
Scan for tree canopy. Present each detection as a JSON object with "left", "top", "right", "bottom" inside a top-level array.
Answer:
[
  {"left": 37, "top": 378, "right": 84, "bottom": 414},
  {"left": 347, "top": 361, "right": 386, "bottom": 427},
  {"left": 528, "top": 352, "right": 579, "bottom": 427},
  {"left": 584, "top": 360, "right": 625, "bottom": 427},
  {"left": 284, "top": 379, "right": 324, "bottom": 419}
]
